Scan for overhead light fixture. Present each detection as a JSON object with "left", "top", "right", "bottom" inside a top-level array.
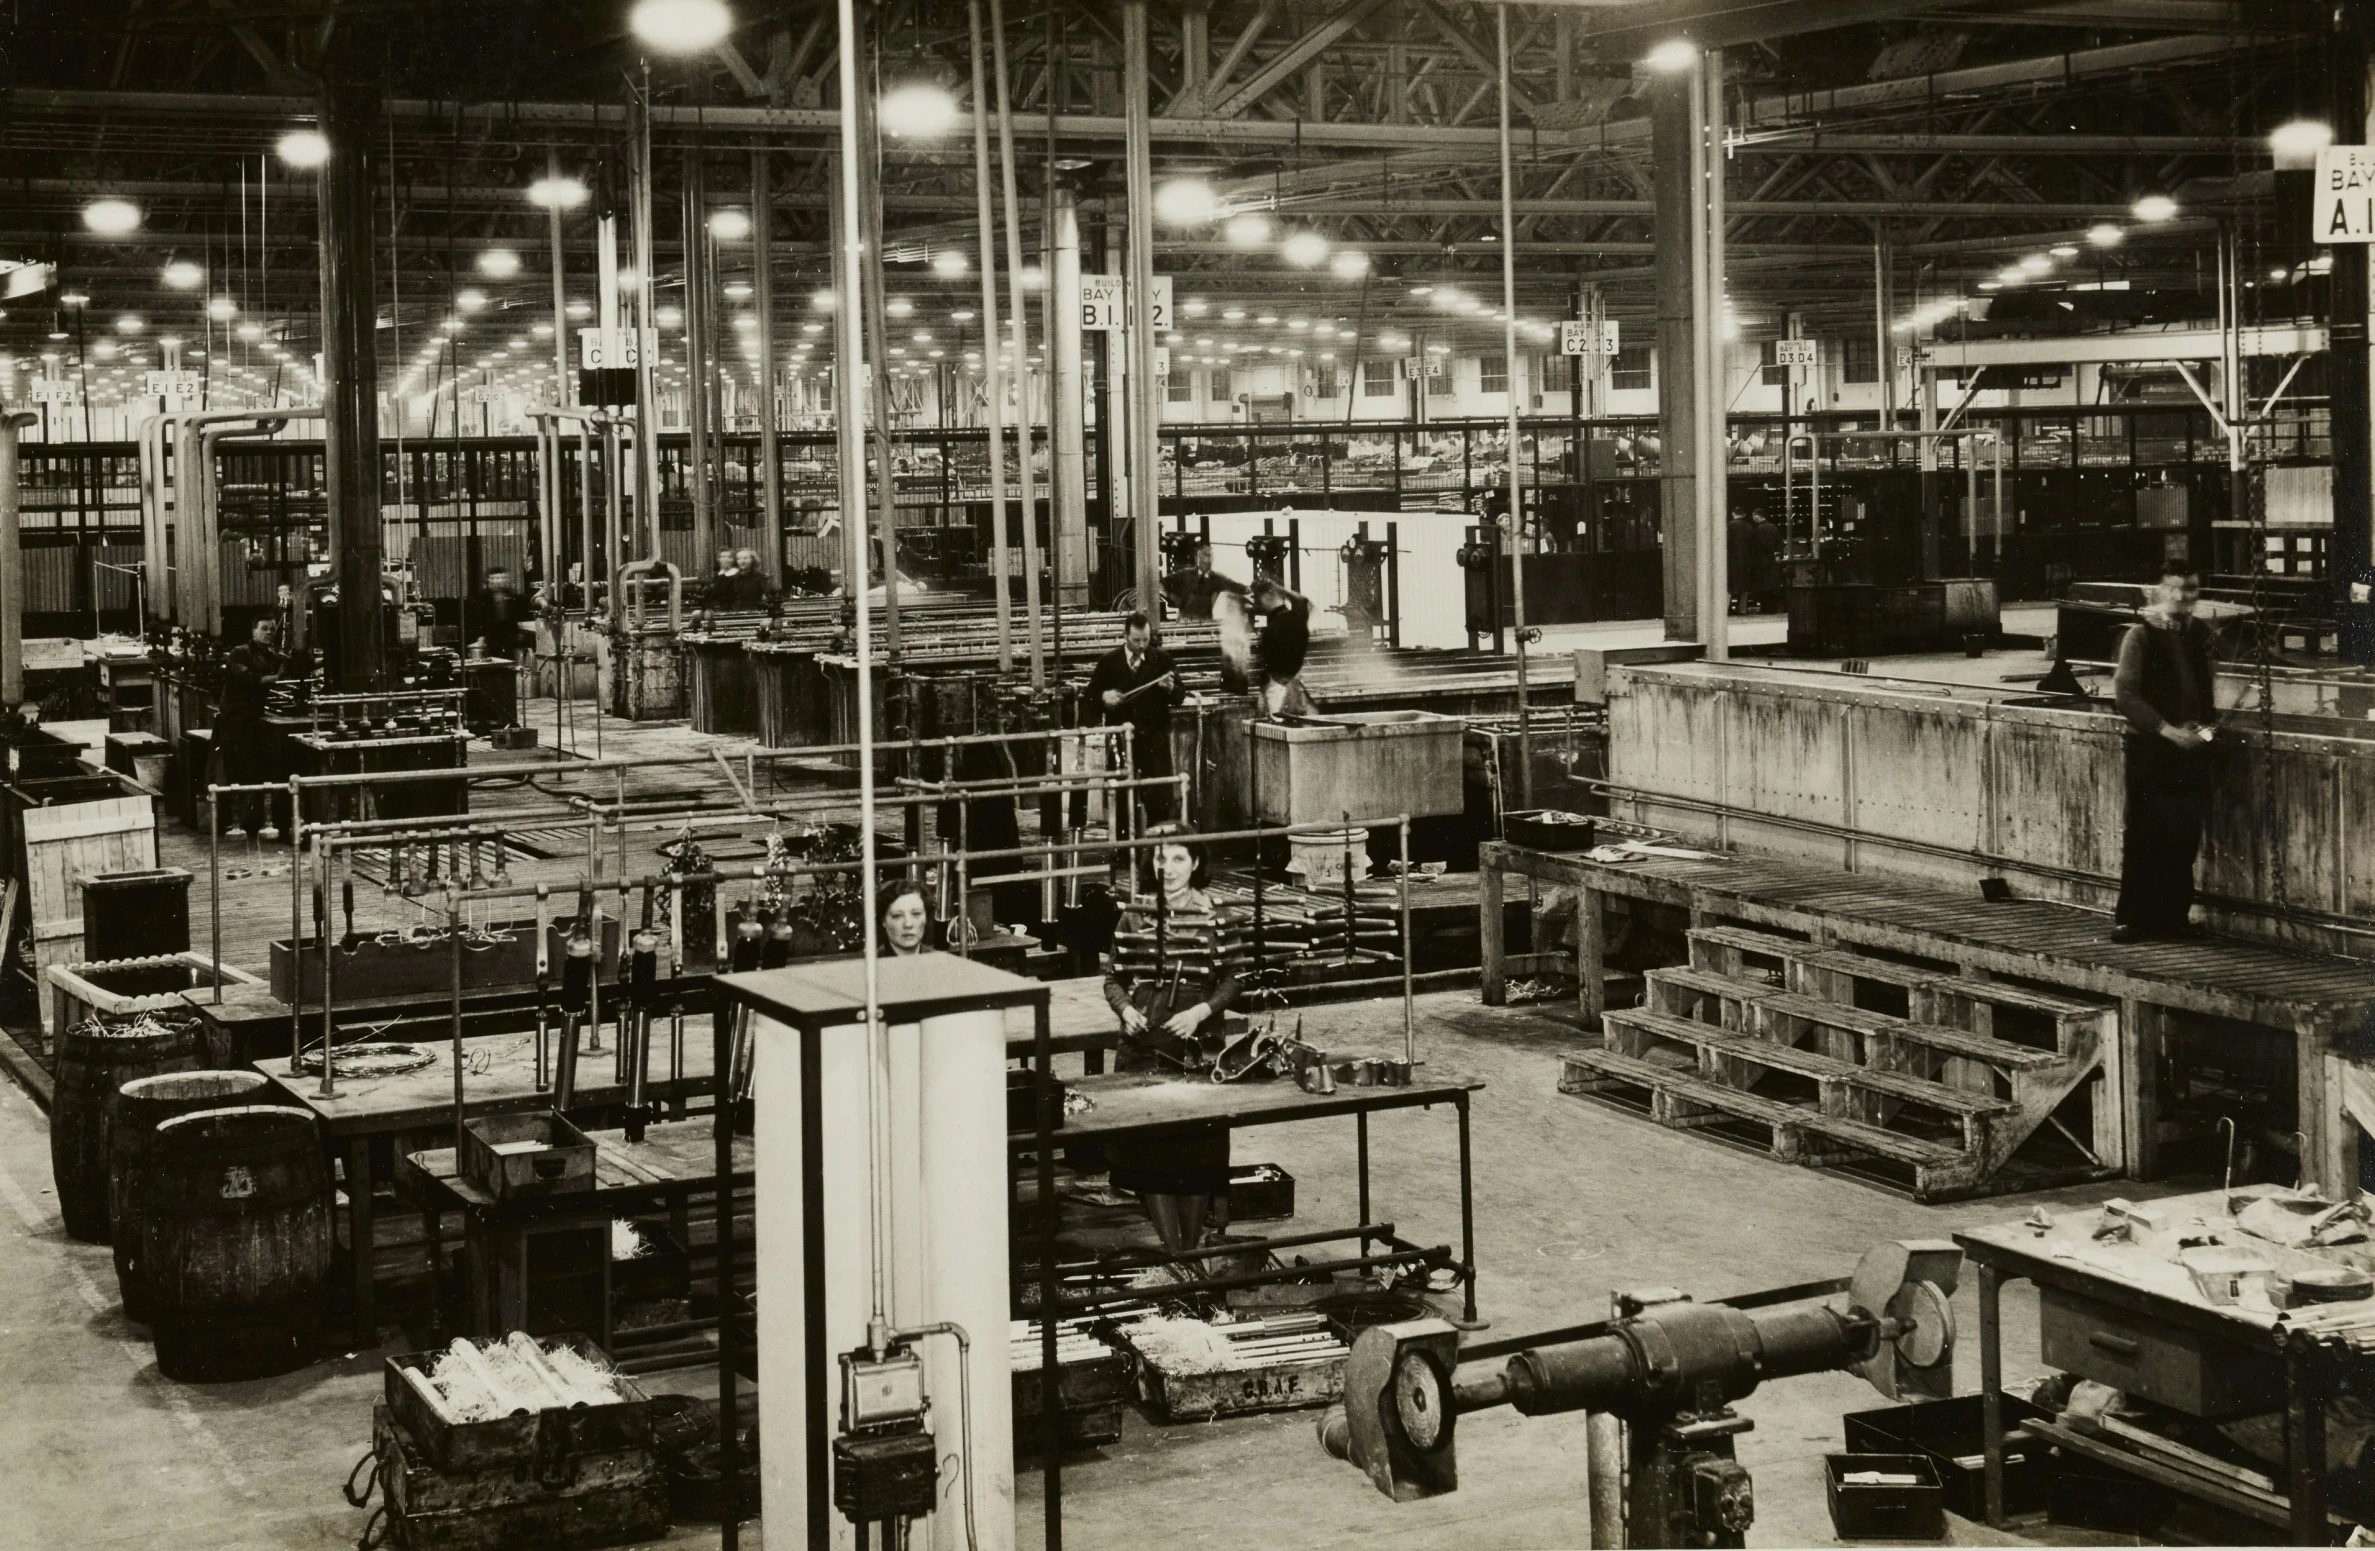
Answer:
[
  {"left": 811, "top": 288, "right": 838, "bottom": 310},
  {"left": 616, "top": 266, "right": 643, "bottom": 289},
  {"left": 275, "top": 129, "right": 331, "bottom": 168},
  {"left": 1154, "top": 178, "right": 1217, "bottom": 226},
  {"left": 878, "top": 82, "right": 959, "bottom": 140},
  {"left": 158, "top": 260, "right": 204, "bottom": 290},
  {"left": 2049, "top": 244, "right": 2079, "bottom": 258},
  {"left": 1281, "top": 231, "right": 1330, "bottom": 267},
  {"left": 456, "top": 289, "right": 489, "bottom": 312},
  {"left": 82, "top": 199, "right": 141, "bottom": 236},
  {"left": 2270, "top": 118, "right": 2335, "bottom": 169},
  {"left": 656, "top": 306, "right": 684, "bottom": 327},
  {"left": 237, "top": 321, "right": 264, "bottom": 340},
  {"left": 2086, "top": 223, "right": 2124, "bottom": 248},
  {"left": 477, "top": 248, "right": 522, "bottom": 279},
  {"left": 115, "top": 314, "right": 145, "bottom": 334},
  {"left": 1224, "top": 212, "right": 1272, "bottom": 248},
  {"left": 1330, "top": 249, "right": 1370, "bottom": 278},
  {"left": 630, "top": 0, "right": 733, "bottom": 54},
  {"left": 2019, "top": 253, "right": 2053, "bottom": 274},
  {"left": 707, "top": 208, "right": 752, "bottom": 241},
  {"left": 2132, "top": 193, "right": 2178, "bottom": 222},
  {"left": 528, "top": 175, "right": 591, "bottom": 210},
  {"left": 565, "top": 300, "right": 593, "bottom": 319},
  {"left": 1646, "top": 38, "right": 1699, "bottom": 73},
  {"left": 931, "top": 250, "right": 969, "bottom": 277},
  {"left": 886, "top": 297, "right": 914, "bottom": 318}
]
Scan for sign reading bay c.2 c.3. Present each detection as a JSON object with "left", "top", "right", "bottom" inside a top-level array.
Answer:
[{"left": 2314, "top": 146, "right": 2375, "bottom": 243}]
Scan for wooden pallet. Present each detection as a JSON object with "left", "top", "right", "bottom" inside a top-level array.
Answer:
[{"left": 1560, "top": 922, "right": 2120, "bottom": 1200}]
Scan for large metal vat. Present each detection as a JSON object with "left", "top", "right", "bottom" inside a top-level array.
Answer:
[{"left": 1249, "top": 710, "right": 1466, "bottom": 826}]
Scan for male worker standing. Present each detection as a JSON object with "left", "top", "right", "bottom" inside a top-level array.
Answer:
[
  {"left": 215, "top": 615, "right": 285, "bottom": 842},
  {"left": 2110, "top": 562, "right": 2220, "bottom": 943},
  {"left": 1164, "top": 540, "right": 1246, "bottom": 620},
  {"left": 463, "top": 566, "right": 535, "bottom": 662},
  {"left": 1088, "top": 611, "right": 1184, "bottom": 823}
]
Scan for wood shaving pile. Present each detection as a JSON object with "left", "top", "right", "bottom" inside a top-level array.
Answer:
[
  {"left": 417, "top": 1333, "right": 624, "bottom": 1420},
  {"left": 1117, "top": 1316, "right": 1240, "bottom": 1374}
]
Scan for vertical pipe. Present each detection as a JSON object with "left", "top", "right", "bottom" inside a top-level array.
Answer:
[
  {"left": 1398, "top": 816, "right": 1415, "bottom": 1066},
  {"left": 753, "top": 150, "right": 784, "bottom": 591},
  {"left": 1586, "top": 1412, "right": 1625, "bottom": 1548},
  {"left": 990, "top": 0, "right": 1046, "bottom": 685},
  {"left": 684, "top": 148, "right": 716, "bottom": 570},
  {"left": 1049, "top": 186, "right": 1087, "bottom": 611},
  {"left": 1697, "top": 50, "right": 1730, "bottom": 661},
  {"left": 855, "top": 75, "right": 904, "bottom": 653},
  {"left": 318, "top": 49, "right": 386, "bottom": 690},
  {"left": 830, "top": 158, "right": 866, "bottom": 602},
  {"left": 967, "top": 0, "right": 1015, "bottom": 672},
  {"left": 548, "top": 149, "right": 571, "bottom": 410},
  {"left": 1122, "top": 0, "right": 1162, "bottom": 612},
  {"left": 631, "top": 78, "right": 662, "bottom": 564},
  {"left": 1495, "top": 4, "right": 1532, "bottom": 807},
  {"left": 0, "top": 414, "right": 30, "bottom": 707}
]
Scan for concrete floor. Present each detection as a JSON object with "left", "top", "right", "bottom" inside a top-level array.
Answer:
[{"left": 0, "top": 984, "right": 2182, "bottom": 1550}]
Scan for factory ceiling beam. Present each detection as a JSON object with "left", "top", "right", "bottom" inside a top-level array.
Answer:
[
  {"left": 1923, "top": 0, "right": 2316, "bottom": 31},
  {"left": 1199, "top": 0, "right": 1395, "bottom": 120},
  {"left": 1173, "top": 0, "right": 1277, "bottom": 115},
  {"left": 1553, "top": 0, "right": 1958, "bottom": 54}
]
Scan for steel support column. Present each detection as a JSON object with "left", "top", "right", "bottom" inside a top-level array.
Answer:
[
  {"left": 1652, "top": 70, "right": 1698, "bottom": 642},
  {"left": 1694, "top": 49, "right": 1729, "bottom": 660},
  {"left": 753, "top": 149, "right": 783, "bottom": 589},
  {"left": 1123, "top": 0, "right": 1163, "bottom": 612},
  {"left": 684, "top": 147, "right": 717, "bottom": 569},
  {"left": 0, "top": 413, "right": 31, "bottom": 708},
  {"left": 318, "top": 50, "right": 386, "bottom": 689},
  {"left": 2335, "top": 14, "right": 2375, "bottom": 662}
]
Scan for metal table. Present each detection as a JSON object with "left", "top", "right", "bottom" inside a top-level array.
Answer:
[
  {"left": 263, "top": 1027, "right": 716, "bottom": 1346},
  {"left": 1959, "top": 1186, "right": 2360, "bottom": 1543}
]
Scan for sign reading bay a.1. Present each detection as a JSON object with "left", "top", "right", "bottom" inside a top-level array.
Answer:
[{"left": 2314, "top": 146, "right": 2375, "bottom": 243}]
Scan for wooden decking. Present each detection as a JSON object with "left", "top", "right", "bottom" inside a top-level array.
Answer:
[{"left": 1482, "top": 840, "right": 2375, "bottom": 1196}]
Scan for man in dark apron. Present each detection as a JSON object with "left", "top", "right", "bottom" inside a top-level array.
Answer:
[{"left": 2111, "top": 563, "right": 2219, "bottom": 942}]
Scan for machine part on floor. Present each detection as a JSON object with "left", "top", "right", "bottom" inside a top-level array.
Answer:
[{"left": 1317, "top": 1240, "right": 1962, "bottom": 1548}]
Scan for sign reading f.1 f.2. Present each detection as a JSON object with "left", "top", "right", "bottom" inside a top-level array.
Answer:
[{"left": 2314, "top": 146, "right": 2375, "bottom": 242}]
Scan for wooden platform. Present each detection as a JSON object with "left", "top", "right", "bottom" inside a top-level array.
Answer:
[{"left": 1482, "top": 841, "right": 2375, "bottom": 1195}]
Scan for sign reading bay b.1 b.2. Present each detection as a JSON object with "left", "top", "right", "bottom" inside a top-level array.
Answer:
[{"left": 2315, "top": 146, "right": 2375, "bottom": 242}]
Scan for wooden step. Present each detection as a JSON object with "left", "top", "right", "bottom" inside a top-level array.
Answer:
[
  {"left": 1648, "top": 965, "right": 2062, "bottom": 1073},
  {"left": 1688, "top": 924, "right": 2113, "bottom": 1043},
  {"left": 1560, "top": 1048, "right": 1964, "bottom": 1168},
  {"left": 1606, "top": 1004, "right": 2013, "bottom": 1117},
  {"left": 1688, "top": 924, "right": 1819, "bottom": 968},
  {"left": 1756, "top": 988, "right": 2063, "bottom": 1073}
]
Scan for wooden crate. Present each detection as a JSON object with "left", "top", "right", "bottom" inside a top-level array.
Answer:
[
  {"left": 47, "top": 951, "right": 263, "bottom": 1050},
  {"left": 374, "top": 1404, "right": 668, "bottom": 1551},
  {"left": 21, "top": 794, "right": 154, "bottom": 1033}
]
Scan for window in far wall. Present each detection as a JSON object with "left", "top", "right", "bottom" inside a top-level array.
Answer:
[
  {"left": 1209, "top": 369, "right": 1232, "bottom": 403},
  {"left": 1479, "top": 354, "right": 1508, "bottom": 395},
  {"left": 1611, "top": 344, "right": 1652, "bottom": 390},
  {"left": 1312, "top": 362, "right": 1339, "bottom": 401},
  {"left": 1362, "top": 359, "right": 1397, "bottom": 398},
  {"left": 1167, "top": 371, "right": 1194, "bottom": 404},
  {"left": 1841, "top": 336, "right": 1878, "bottom": 385}
]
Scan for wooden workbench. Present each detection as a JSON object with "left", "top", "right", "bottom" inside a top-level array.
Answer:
[
  {"left": 1960, "top": 1186, "right": 2371, "bottom": 1543},
  {"left": 262, "top": 1027, "right": 716, "bottom": 1346},
  {"left": 1479, "top": 840, "right": 2375, "bottom": 1187}
]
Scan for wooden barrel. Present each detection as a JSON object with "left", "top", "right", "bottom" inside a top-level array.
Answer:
[
  {"left": 49, "top": 1014, "right": 207, "bottom": 1243},
  {"left": 141, "top": 1105, "right": 331, "bottom": 1382},
  {"left": 109, "top": 1070, "right": 272, "bottom": 1324}
]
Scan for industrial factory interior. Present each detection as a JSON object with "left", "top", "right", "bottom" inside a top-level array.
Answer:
[{"left": 10, "top": 1, "right": 2375, "bottom": 1548}]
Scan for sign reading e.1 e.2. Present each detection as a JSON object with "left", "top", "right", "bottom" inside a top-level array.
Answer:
[{"left": 2314, "top": 145, "right": 2375, "bottom": 243}]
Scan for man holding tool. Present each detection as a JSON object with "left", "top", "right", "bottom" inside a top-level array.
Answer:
[{"left": 1088, "top": 610, "right": 1186, "bottom": 824}]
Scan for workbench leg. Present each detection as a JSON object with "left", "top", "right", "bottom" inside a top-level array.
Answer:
[
  {"left": 423, "top": 1203, "right": 443, "bottom": 1343},
  {"left": 1456, "top": 1096, "right": 1481, "bottom": 1328},
  {"left": 2299, "top": 1015, "right": 2341, "bottom": 1195},
  {"left": 1978, "top": 1260, "right": 2004, "bottom": 1528},
  {"left": 1356, "top": 1112, "right": 1370, "bottom": 1258},
  {"left": 1576, "top": 886, "right": 1606, "bottom": 1032},
  {"left": 2119, "top": 999, "right": 2164, "bottom": 1181},
  {"left": 2287, "top": 1338, "right": 2325, "bottom": 1545},
  {"left": 1479, "top": 864, "right": 1507, "bottom": 1007},
  {"left": 348, "top": 1137, "right": 377, "bottom": 1346}
]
